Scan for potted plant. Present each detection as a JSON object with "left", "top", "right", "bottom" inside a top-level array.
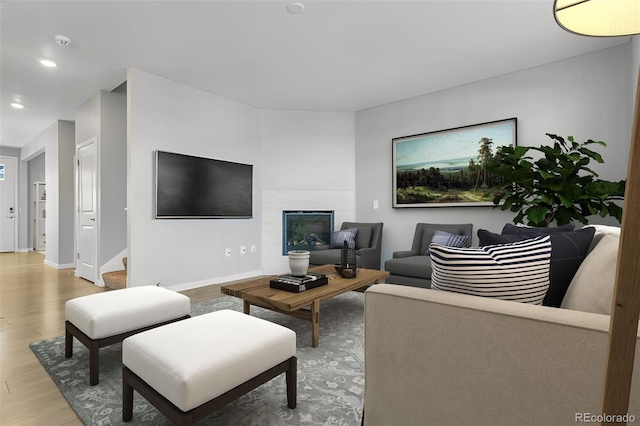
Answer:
[{"left": 485, "top": 133, "right": 625, "bottom": 227}]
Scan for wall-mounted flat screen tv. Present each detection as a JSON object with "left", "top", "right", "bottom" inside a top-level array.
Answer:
[{"left": 155, "top": 150, "right": 253, "bottom": 219}]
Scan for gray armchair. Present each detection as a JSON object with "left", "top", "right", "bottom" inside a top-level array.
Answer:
[
  {"left": 384, "top": 223, "right": 473, "bottom": 288},
  {"left": 309, "top": 222, "right": 384, "bottom": 270}
]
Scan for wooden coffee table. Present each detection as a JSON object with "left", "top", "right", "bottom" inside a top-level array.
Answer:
[{"left": 221, "top": 264, "right": 389, "bottom": 347}]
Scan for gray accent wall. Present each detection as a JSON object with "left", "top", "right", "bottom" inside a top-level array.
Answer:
[{"left": 355, "top": 43, "right": 636, "bottom": 268}]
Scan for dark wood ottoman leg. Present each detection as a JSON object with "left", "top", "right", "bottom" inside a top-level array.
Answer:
[
  {"left": 123, "top": 368, "right": 134, "bottom": 422},
  {"left": 64, "top": 321, "right": 73, "bottom": 358},
  {"left": 89, "top": 340, "right": 100, "bottom": 386},
  {"left": 287, "top": 356, "right": 297, "bottom": 409}
]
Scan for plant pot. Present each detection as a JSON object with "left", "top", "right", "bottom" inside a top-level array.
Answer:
[{"left": 288, "top": 250, "right": 310, "bottom": 277}]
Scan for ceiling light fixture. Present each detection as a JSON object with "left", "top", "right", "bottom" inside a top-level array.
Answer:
[
  {"left": 40, "top": 59, "right": 57, "bottom": 68},
  {"left": 11, "top": 103, "right": 24, "bottom": 109},
  {"left": 54, "top": 34, "right": 71, "bottom": 46},
  {"left": 553, "top": 0, "right": 640, "bottom": 36},
  {"left": 287, "top": 2, "right": 306, "bottom": 14}
]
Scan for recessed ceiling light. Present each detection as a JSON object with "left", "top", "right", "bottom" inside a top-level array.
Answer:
[
  {"left": 287, "top": 2, "right": 305, "bottom": 14},
  {"left": 54, "top": 35, "right": 71, "bottom": 46},
  {"left": 40, "top": 59, "right": 57, "bottom": 68},
  {"left": 11, "top": 103, "right": 24, "bottom": 109}
]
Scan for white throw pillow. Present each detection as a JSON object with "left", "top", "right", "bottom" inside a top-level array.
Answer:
[
  {"left": 429, "top": 236, "right": 552, "bottom": 305},
  {"left": 583, "top": 224, "right": 621, "bottom": 253},
  {"left": 561, "top": 234, "right": 619, "bottom": 315}
]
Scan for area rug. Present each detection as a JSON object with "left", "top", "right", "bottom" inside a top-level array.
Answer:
[{"left": 31, "top": 292, "right": 366, "bottom": 425}]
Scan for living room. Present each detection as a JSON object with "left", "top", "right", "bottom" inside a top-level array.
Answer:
[
  {"left": 126, "top": 40, "right": 640, "bottom": 291},
  {"left": 2, "top": 1, "right": 640, "bottom": 424},
  {"left": 1, "top": 2, "right": 639, "bottom": 293}
]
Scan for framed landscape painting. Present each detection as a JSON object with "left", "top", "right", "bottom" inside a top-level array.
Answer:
[{"left": 393, "top": 117, "right": 517, "bottom": 208}]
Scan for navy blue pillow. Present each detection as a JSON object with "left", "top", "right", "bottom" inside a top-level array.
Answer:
[
  {"left": 477, "top": 226, "right": 595, "bottom": 307},
  {"left": 501, "top": 223, "right": 575, "bottom": 235}
]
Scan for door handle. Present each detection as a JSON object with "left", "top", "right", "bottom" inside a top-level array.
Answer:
[
  {"left": 89, "top": 218, "right": 96, "bottom": 221},
  {"left": 5, "top": 216, "right": 14, "bottom": 219}
]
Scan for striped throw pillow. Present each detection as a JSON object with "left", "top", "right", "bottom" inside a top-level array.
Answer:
[
  {"left": 330, "top": 228, "right": 358, "bottom": 249},
  {"left": 424, "top": 230, "right": 471, "bottom": 254},
  {"left": 429, "top": 235, "right": 552, "bottom": 304}
]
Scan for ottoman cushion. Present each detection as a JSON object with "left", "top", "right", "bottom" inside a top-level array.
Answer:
[
  {"left": 65, "top": 286, "right": 190, "bottom": 339},
  {"left": 122, "top": 310, "right": 296, "bottom": 412}
]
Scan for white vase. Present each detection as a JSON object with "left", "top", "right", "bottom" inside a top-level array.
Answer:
[{"left": 288, "top": 250, "right": 310, "bottom": 277}]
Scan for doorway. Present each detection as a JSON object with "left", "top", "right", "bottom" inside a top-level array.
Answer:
[{"left": 76, "top": 138, "right": 98, "bottom": 282}]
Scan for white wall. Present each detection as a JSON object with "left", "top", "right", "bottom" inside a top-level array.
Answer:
[
  {"left": 27, "top": 153, "right": 45, "bottom": 249},
  {"left": 98, "top": 90, "right": 127, "bottom": 267},
  {"left": 127, "top": 68, "right": 263, "bottom": 289},
  {"left": 57, "top": 121, "right": 76, "bottom": 266},
  {"left": 632, "top": 37, "right": 640, "bottom": 131},
  {"left": 29, "top": 120, "right": 75, "bottom": 268},
  {"left": 75, "top": 89, "right": 128, "bottom": 284},
  {"left": 127, "top": 72, "right": 357, "bottom": 287},
  {"left": 17, "top": 140, "right": 47, "bottom": 251},
  {"left": 355, "top": 44, "right": 634, "bottom": 266},
  {"left": 260, "top": 109, "right": 356, "bottom": 274},
  {"left": 633, "top": 36, "right": 640, "bottom": 87}
]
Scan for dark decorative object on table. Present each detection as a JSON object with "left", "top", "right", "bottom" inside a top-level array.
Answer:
[
  {"left": 270, "top": 273, "right": 328, "bottom": 293},
  {"left": 341, "top": 240, "right": 357, "bottom": 278},
  {"left": 485, "top": 134, "right": 625, "bottom": 226}
]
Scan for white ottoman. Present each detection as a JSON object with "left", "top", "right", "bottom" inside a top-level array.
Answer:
[
  {"left": 122, "top": 309, "right": 297, "bottom": 425},
  {"left": 65, "top": 286, "right": 191, "bottom": 385}
]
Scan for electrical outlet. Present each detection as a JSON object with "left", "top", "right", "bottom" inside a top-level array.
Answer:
[
  {"left": 251, "top": 244, "right": 256, "bottom": 254},
  {"left": 240, "top": 245, "right": 246, "bottom": 255},
  {"left": 225, "top": 248, "right": 231, "bottom": 257}
]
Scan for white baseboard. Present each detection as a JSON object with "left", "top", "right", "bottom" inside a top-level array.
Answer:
[
  {"left": 44, "top": 259, "right": 75, "bottom": 270},
  {"left": 72, "top": 269, "right": 104, "bottom": 287},
  {"left": 165, "top": 269, "right": 263, "bottom": 292}
]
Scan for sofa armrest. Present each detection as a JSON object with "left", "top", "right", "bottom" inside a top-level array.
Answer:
[
  {"left": 391, "top": 250, "right": 419, "bottom": 259},
  {"left": 357, "top": 247, "right": 375, "bottom": 256},
  {"left": 364, "top": 284, "right": 640, "bottom": 426},
  {"left": 357, "top": 247, "right": 381, "bottom": 269}
]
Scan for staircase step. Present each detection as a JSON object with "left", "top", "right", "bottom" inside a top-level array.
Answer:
[{"left": 102, "top": 270, "right": 127, "bottom": 290}]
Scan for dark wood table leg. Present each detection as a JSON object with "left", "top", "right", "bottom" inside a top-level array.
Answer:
[
  {"left": 243, "top": 300, "right": 251, "bottom": 314},
  {"left": 311, "top": 300, "right": 320, "bottom": 347},
  {"left": 286, "top": 356, "right": 297, "bottom": 409}
]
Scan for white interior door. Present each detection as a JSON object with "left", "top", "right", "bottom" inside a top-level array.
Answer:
[
  {"left": 77, "top": 140, "right": 97, "bottom": 282},
  {"left": 0, "top": 156, "right": 18, "bottom": 252}
]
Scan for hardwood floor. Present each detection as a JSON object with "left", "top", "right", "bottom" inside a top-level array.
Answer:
[{"left": 0, "top": 251, "right": 223, "bottom": 425}]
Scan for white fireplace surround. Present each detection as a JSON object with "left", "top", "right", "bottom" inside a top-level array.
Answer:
[{"left": 262, "top": 190, "right": 355, "bottom": 275}]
